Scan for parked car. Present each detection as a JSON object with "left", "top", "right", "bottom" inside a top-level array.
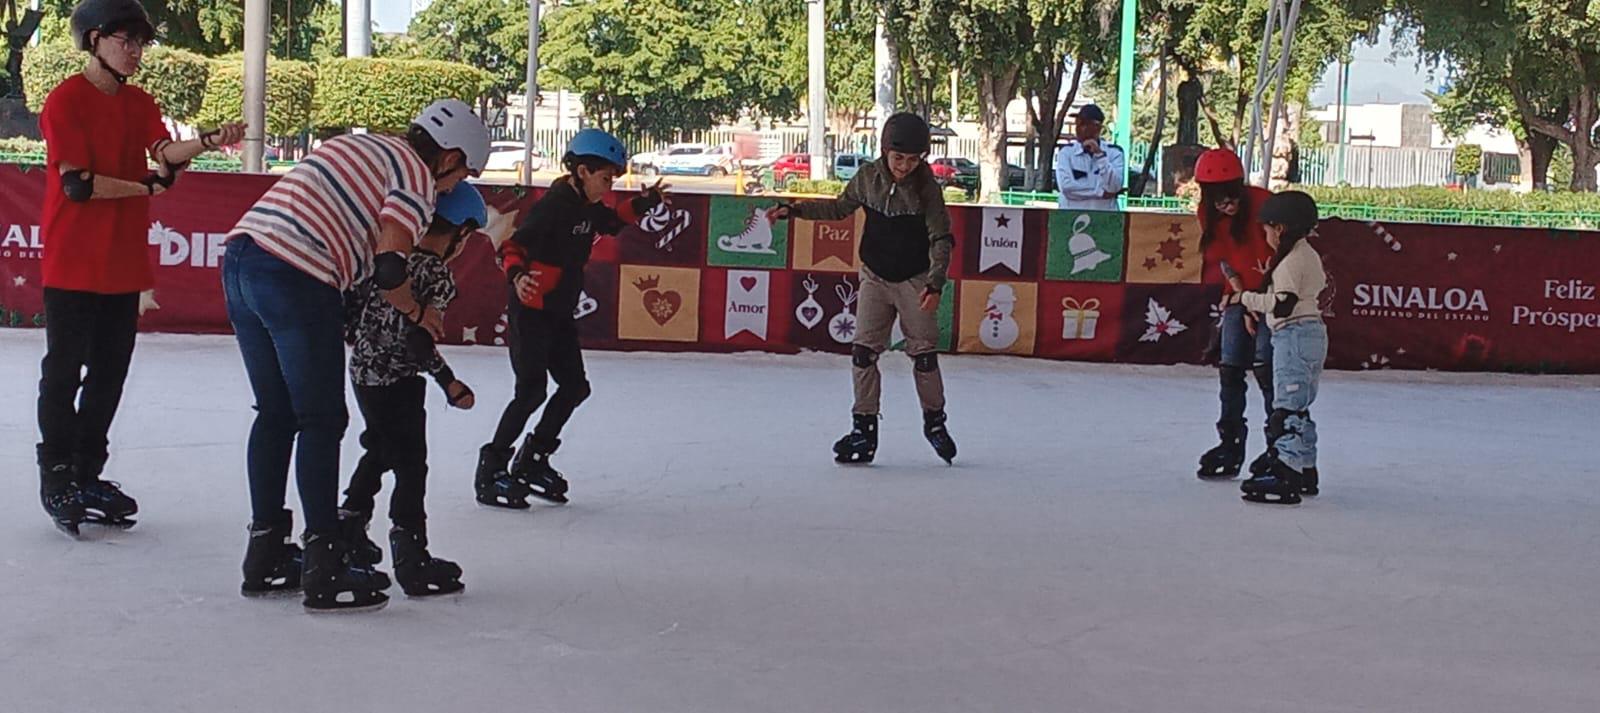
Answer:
[
  {"left": 656, "top": 143, "right": 739, "bottom": 177},
  {"left": 770, "top": 153, "right": 812, "bottom": 188},
  {"left": 929, "top": 157, "right": 980, "bottom": 192},
  {"left": 483, "top": 141, "right": 547, "bottom": 173},
  {"left": 1005, "top": 163, "right": 1027, "bottom": 189},
  {"left": 833, "top": 153, "right": 869, "bottom": 181},
  {"left": 632, "top": 143, "right": 707, "bottom": 175}
]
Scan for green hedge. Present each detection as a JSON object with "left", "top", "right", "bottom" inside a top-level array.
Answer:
[
  {"left": 783, "top": 178, "right": 969, "bottom": 204},
  {"left": 313, "top": 58, "right": 490, "bottom": 132},
  {"left": 196, "top": 57, "right": 316, "bottom": 136},
  {"left": 21, "top": 42, "right": 209, "bottom": 122},
  {"left": 1296, "top": 185, "right": 1600, "bottom": 214}
]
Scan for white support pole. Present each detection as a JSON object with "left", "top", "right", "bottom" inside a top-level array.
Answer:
[
  {"left": 522, "top": 0, "right": 541, "bottom": 185},
  {"left": 807, "top": 0, "right": 827, "bottom": 180},
  {"left": 1242, "top": 0, "right": 1282, "bottom": 180},
  {"left": 242, "top": 0, "right": 269, "bottom": 173},
  {"left": 345, "top": 0, "right": 370, "bottom": 57},
  {"left": 1260, "top": 0, "right": 1303, "bottom": 188}
]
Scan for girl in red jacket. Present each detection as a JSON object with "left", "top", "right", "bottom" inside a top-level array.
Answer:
[{"left": 1193, "top": 149, "right": 1277, "bottom": 480}]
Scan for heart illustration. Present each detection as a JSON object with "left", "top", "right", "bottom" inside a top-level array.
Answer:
[
  {"left": 643, "top": 289, "right": 682, "bottom": 326},
  {"left": 799, "top": 305, "right": 820, "bottom": 323},
  {"left": 739, "top": 276, "right": 758, "bottom": 292}
]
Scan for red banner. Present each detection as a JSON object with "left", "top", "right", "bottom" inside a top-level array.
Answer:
[{"left": 4, "top": 163, "right": 1599, "bottom": 372}]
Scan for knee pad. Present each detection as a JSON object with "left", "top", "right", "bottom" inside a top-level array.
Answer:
[
  {"left": 851, "top": 345, "right": 880, "bottom": 369},
  {"left": 913, "top": 352, "right": 939, "bottom": 373}
]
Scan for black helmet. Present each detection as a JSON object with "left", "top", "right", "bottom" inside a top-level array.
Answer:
[
  {"left": 71, "top": 0, "right": 154, "bottom": 51},
  {"left": 881, "top": 112, "right": 931, "bottom": 155},
  {"left": 1259, "top": 190, "right": 1319, "bottom": 237}
]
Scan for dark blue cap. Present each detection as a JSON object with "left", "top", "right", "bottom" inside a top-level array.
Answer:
[{"left": 1074, "top": 104, "right": 1106, "bottom": 123}]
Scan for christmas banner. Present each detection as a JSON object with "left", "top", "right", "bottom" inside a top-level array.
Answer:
[
  {"left": 791, "top": 211, "right": 863, "bottom": 273},
  {"left": 706, "top": 196, "right": 788, "bottom": 269},
  {"left": 1125, "top": 213, "right": 1203, "bottom": 284},
  {"left": 6, "top": 163, "right": 1600, "bottom": 372},
  {"left": 957, "top": 279, "right": 1039, "bottom": 356},
  {"left": 1045, "top": 210, "right": 1124, "bottom": 282}
]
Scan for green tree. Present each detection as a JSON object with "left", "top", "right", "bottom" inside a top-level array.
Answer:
[
  {"left": 1394, "top": 0, "right": 1599, "bottom": 191},
  {"left": 540, "top": 0, "right": 743, "bottom": 144},
  {"left": 28, "top": 0, "right": 332, "bottom": 58},
  {"left": 408, "top": 0, "right": 527, "bottom": 105}
]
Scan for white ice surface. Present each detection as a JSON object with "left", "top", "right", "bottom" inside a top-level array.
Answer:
[{"left": 1, "top": 331, "right": 1598, "bottom": 713}]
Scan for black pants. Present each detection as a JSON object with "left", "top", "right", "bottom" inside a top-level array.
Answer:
[
  {"left": 36, "top": 288, "right": 140, "bottom": 479},
  {"left": 342, "top": 378, "right": 429, "bottom": 529},
  {"left": 490, "top": 309, "right": 590, "bottom": 453}
]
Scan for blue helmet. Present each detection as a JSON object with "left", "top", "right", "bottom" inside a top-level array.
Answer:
[
  {"left": 434, "top": 182, "right": 488, "bottom": 230},
  {"left": 564, "top": 128, "right": 628, "bottom": 169}
]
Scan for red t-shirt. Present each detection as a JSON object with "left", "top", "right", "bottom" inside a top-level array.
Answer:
[
  {"left": 39, "top": 74, "right": 171, "bottom": 294},
  {"left": 1199, "top": 185, "right": 1275, "bottom": 293}
]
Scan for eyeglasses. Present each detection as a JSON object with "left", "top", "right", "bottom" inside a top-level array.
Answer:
[{"left": 104, "top": 33, "right": 152, "bottom": 51}]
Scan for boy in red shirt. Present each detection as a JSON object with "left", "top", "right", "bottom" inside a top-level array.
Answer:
[{"left": 36, "top": 0, "right": 243, "bottom": 536}]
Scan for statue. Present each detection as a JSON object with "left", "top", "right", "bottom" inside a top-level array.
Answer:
[
  {"left": 3, "top": 3, "right": 44, "bottom": 99},
  {"left": 1176, "top": 76, "right": 1203, "bottom": 147}
]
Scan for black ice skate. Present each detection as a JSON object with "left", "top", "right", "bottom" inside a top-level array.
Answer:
[
  {"left": 475, "top": 444, "right": 532, "bottom": 510},
  {"left": 511, "top": 435, "right": 569, "bottom": 505},
  {"left": 1300, "top": 467, "right": 1320, "bottom": 496},
  {"left": 1197, "top": 421, "right": 1246, "bottom": 479},
  {"left": 833, "top": 414, "right": 878, "bottom": 465},
  {"left": 338, "top": 508, "right": 384, "bottom": 568},
  {"left": 77, "top": 479, "right": 137, "bottom": 529},
  {"left": 389, "top": 525, "right": 464, "bottom": 597},
  {"left": 301, "top": 533, "right": 389, "bottom": 613},
  {"left": 39, "top": 462, "right": 85, "bottom": 537},
  {"left": 241, "top": 511, "right": 303, "bottom": 597},
  {"left": 923, "top": 410, "right": 957, "bottom": 465},
  {"left": 1241, "top": 460, "right": 1303, "bottom": 505}
]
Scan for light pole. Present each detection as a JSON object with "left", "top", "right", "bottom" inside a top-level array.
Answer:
[
  {"left": 522, "top": 0, "right": 541, "bottom": 186},
  {"left": 243, "top": 0, "right": 268, "bottom": 173},
  {"left": 807, "top": 0, "right": 827, "bottom": 181}
]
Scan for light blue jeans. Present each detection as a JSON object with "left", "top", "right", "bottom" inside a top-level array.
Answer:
[{"left": 1269, "top": 320, "right": 1327, "bottom": 472}]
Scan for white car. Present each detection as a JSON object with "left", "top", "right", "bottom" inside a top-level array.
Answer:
[
  {"left": 483, "top": 141, "right": 546, "bottom": 173},
  {"left": 633, "top": 143, "right": 709, "bottom": 175},
  {"left": 655, "top": 144, "right": 737, "bottom": 177}
]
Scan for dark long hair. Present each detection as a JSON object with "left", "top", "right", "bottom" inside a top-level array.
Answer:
[
  {"left": 1198, "top": 179, "right": 1249, "bottom": 247},
  {"left": 1260, "top": 222, "right": 1315, "bottom": 290}
]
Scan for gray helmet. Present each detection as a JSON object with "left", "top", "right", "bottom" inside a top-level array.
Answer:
[{"left": 70, "top": 0, "right": 154, "bottom": 51}]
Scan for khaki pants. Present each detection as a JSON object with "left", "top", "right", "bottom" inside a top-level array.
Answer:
[{"left": 852, "top": 267, "right": 946, "bottom": 415}]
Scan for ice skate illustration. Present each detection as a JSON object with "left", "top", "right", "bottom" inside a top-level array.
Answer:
[{"left": 717, "top": 207, "right": 778, "bottom": 254}]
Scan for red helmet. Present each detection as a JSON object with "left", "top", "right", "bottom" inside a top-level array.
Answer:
[{"left": 1194, "top": 149, "right": 1244, "bottom": 184}]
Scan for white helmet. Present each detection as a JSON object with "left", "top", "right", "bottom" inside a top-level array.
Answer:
[{"left": 413, "top": 99, "right": 490, "bottom": 176}]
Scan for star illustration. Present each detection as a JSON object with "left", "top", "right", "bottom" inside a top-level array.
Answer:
[
  {"left": 12, "top": 275, "right": 24, "bottom": 287},
  {"left": 1447, "top": 252, "right": 1458, "bottom": 261},
  {"left": 1142, "top": 256, "right": 1158, "bottom": 271},
  {"left": 482, "top": 204, "right": 519, "bottom": 251},
  {"left": 462, "top": 326, "right": 478, "bottom": 343},
  {"left": 1168, "top": 222, "right": 1184, "bottom": 237},
  {"left": 994, "top": 214, "right": 1011, "bottom": 229},
  {"left": 1493, "top": 244, "right": 1503, "bottom": 253},
  {"left": 1157, "top": 237, "right": 1185, "bottom": 264}
]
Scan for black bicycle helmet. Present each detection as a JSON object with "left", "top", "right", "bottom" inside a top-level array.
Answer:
[
  {"left": 71, "top": 0, "right": 154, "bottom": 51},
  {"left": 1259, "top": 190, "right": 1319, "bottom": 238},
  {"left": 881, "top": 112, "right": 931, "bottom": 155}
]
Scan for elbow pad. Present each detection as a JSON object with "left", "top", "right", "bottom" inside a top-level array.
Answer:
[
  {"left": 373, "top": 252, "right": 408, "bottom": 290},
  {"left": 62, "top": 171, "right": 93, "bottom": 202},
  {"left": 1272, "top": 293, "right": 1300, "bottom": 319}
]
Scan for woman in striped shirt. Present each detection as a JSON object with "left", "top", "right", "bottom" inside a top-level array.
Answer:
[{"left": 223, "top": 99, "right": 489, "bottom": 613}]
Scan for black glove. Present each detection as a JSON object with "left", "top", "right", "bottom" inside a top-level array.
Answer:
[{"left": 404, "top": 323, "right": 436, "bottom": 364}]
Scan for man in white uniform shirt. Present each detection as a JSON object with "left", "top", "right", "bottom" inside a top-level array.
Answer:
[{"left": 1054, "top": 104, "right": 1125, "bottom": 211}]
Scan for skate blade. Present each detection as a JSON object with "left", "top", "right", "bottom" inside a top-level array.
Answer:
[
  {"left": 241, "top": 585, "right": 303, "bottom": 599},
  {"left": 1197, "top": 469, "right": 1241, "bottom": 480},
  {"left": 528, "top": 492, "right": 568, "bottom": 505},
  {"left": 304, "top": 596, "right": 390, "bottom": 614},
  {"left": 1241, "top": 492, "right": 1302, "bottom": 506},
  {"left": 83, "top": 517, "right": 137, "bottom": 530},
  {"left": 52, "top": 520, "right": 83, "bottom": 539},
  {"left": 403, "top": 582, "right": 465, "bottom": 598},
  {"left": 475, "top": 497, "right": 532, "bottom": 511}
]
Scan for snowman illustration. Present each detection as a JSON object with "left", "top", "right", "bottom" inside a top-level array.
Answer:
[
  {"left": 978, "top": 284, "right": 1021, "bottom": 350},
  {"left": 717, "top": 206, "right": 777, "bottom": 254},
  {"left": 1068, "top": 213, "right": 1112, "bottom": 275}
]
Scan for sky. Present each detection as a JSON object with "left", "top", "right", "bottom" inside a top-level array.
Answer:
[{"left": 371, "top": 1, "right": 1436, "bottom": 107}]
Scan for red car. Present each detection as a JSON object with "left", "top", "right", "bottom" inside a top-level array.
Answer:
[{"left": 771, "top": 154, "right": 812, "bottom": 188}]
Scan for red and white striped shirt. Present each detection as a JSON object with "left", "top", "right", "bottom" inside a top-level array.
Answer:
[{"left": 230, "top": 134, "right": 436, "bottom": 290}]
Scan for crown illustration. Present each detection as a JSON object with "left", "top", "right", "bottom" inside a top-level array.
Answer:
[{"left": 632, "top": 274, "right": 661, "bottom": 292}]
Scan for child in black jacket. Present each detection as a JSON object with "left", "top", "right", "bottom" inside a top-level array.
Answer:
[{"left": 475, "top": 129, "right": 666, "bottom": 509}]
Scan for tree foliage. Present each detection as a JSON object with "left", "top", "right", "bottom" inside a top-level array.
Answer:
[
  {"left": 314, "top": 57, "right": 489, "bottom": 132},
  {"left": 22, "top": 41, "right": 209, "bottom": 123},
  {"left": 408, "top": 0, "right": 528, "bottom": 103},
  {"left": 197, "top": 56, "right": 316, "bottom": 136}
]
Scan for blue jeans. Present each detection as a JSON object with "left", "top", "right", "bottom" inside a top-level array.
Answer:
[
  {"left": 1270, "top": 320, "right": 1327, "bottom": 472},
  {"left": 222, "top": 237, "right": 349, "bottom": 535},
  {"left": 1218, "top": 304, "right": 1273, "bottom": 425}
]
